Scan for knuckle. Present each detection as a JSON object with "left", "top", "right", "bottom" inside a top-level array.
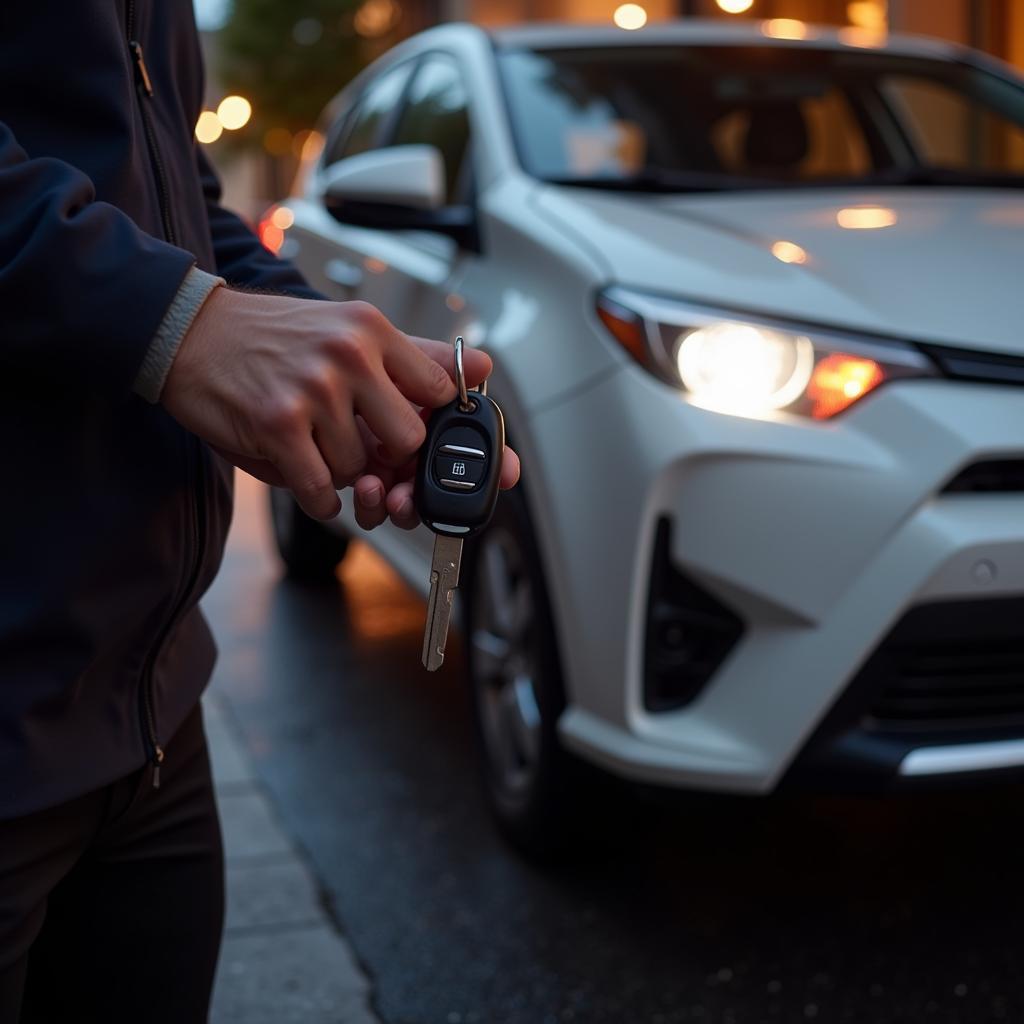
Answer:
[
  {"left": 334, "top": 448, "right": 367, "bottom": 486},
  {"left": 326, "top": 330, "right": 374, "bottom": 375},
  {"left": 299, "top": 367, "right": 334, "bottom": 406},
  {"left": 395, "top": 414, "right": 426, "bottom": 456},
  {"left": 296, "top": 471, "right": 335, "bottom": 514},
  {"left": 346, "top": 300, "right": 387, "bottom": 331},
  {"left": 426, "top": 358, "right": 453, "bottom": 397},
  {"left": 261, "top": 397, "right": 304, "bottom": 435}
]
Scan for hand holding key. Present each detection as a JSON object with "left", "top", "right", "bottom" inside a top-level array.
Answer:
[
  {"left": 350, "top": 335, "right": 519, "bottom": 532},
  {"left": 414, "top": 337, "right": 506, "bottom": 671}
]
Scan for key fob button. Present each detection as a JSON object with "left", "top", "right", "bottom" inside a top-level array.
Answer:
[{"left": 434, "top": 454, "right": 486, "bottom": 490}]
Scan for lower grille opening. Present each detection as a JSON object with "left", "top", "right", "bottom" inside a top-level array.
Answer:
[
  {"left": 942, "top": 460, "right": 1024, "bottom": 494},
  {"left": 860, "top": 600, "right": 1024, "bottom": 736},
  {"left": 643, "top": 518, "right": 744, "bottom": 712}
]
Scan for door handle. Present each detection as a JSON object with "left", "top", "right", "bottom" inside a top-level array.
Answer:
[{"left": 324, "top": 258, "right": 364, "bottom": 289}]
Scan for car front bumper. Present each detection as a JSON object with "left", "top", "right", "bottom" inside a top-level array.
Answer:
[{"left": 528, "top": 362, "right": 1024, "bottom": 793}]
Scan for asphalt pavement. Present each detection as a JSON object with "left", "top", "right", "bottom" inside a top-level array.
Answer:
[{"left": 202, "top": 473, "right": 1024, "bottom": 1024}]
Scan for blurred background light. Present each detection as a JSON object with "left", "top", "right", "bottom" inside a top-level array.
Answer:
[
  {"left": 613, "top": 3, "right": 647, "bottom": 29},
  {"left": 217, "top": 95, "right": 252, "bottom": 130},
  {"left": 263, "top": 127, "right": 293, "bottom": 156},
  {"left": 270, "top": 207, "right": 295, "bottom": 230},
  {"left": 354, "top": 0, "right": 402, "bottom": 38},
  {"left": 195, "top": 110, "right": 223, "bottom": 144},
  {"left": 847, "top": 0, "right": 887, "bottom": 31},
  {"left": 715, "top": 0, "right": 754, "bottom": 13},
  {"left": 762, "top": 18, "right": 810, "bottom": 39}
]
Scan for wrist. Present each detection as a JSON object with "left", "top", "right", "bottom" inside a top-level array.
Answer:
[{"left": 134, "top": 267, "right": 224, "bottom": 403}]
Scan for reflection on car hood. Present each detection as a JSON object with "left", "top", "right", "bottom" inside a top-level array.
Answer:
[{"left": 534, "top": 186, "right": 1024, "bottom": 355}]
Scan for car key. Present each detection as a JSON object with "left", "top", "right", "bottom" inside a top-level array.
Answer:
[{"left": 414, "top": 337, "right": 505, "bottom": 671}]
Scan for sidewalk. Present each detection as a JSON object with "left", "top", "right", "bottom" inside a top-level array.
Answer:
[{"left": 203, "top": 694, "right": 381, "bottom": 1024}]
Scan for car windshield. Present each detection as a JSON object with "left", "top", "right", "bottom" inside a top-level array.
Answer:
[{"left": 496, "top": 44, "right": 1024, "bottom": 190}]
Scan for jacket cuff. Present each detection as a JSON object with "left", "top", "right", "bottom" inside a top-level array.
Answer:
[{"left": 133, "top": 266, "right": 224, "bottom": 403}]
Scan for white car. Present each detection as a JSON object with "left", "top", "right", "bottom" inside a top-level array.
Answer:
[{"left": 267, "top": 19, "right": 1024, "bottom": 852}]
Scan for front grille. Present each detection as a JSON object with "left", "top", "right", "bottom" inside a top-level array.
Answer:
[
  {"left": 859, "top": 599, "right": 1024, "bottom": 735},
  {"left": 943, "top": 459, "right": 1024, "bottom": 494},
  {"left": 867, "top": 644, "right": 1024, "bottom": 732}
]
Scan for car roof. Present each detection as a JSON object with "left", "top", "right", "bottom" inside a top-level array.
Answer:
[{"left": 485, "top": 18, "right": 965, "bottom": 61}]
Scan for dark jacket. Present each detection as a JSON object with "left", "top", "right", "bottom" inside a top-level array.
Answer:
[{"left": 0, "top": 0, "right": 318, "bottom": 817}]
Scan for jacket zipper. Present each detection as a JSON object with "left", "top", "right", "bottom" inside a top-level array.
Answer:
[
  {"left": 137, "top": 439, "right": 208, "bottom": 787},
  {"left": 127, "top": 1, "right": 178, "bottom": 246},
  {"left": 126, "top": 0, "right": 202, "bottom": 784}
]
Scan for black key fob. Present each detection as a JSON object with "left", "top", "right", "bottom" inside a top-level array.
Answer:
[{"left": 414, "top": 391, "right": 505, "bottom": 538}]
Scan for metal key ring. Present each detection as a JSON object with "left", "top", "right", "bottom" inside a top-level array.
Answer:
[{"left": 454, "top": 335, "right": 471, "bottom": 411}]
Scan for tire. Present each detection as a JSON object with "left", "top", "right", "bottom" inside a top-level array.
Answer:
[
  {"left": 268, "top": 487, "right": 350, "bottom": 581},
  {"left": 464, "top": 487, "right": 595, "bottom": 860}
]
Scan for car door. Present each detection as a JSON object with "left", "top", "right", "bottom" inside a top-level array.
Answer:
[
  {"left": 350, "top": 53, "right": 475, "bottom": 340},
  {"left": 298, "top": 53, "right": 480, "bottom": 584}
]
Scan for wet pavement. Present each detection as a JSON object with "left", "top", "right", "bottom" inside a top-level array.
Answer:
[{"left": 203, "top": 474, "right": 1024, "bottom": 1024}]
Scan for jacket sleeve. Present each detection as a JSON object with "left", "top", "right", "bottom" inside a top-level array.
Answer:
[
  {"left": 0, "top": 120, "right": 196, "bottom": 395},
  {"left": 196, "top": 146, "right": 323, "bottom": 300}
]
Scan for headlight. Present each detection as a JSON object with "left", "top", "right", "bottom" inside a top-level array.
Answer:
[{"left": 596, "top": 287, "right": 937, "bottom": 420}]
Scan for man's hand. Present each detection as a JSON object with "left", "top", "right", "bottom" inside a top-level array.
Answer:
[{"left": 162, "top": 288, "right": 519, "bottom": 523}]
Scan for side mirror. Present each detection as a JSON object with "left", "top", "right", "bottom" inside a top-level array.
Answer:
[{"left": 320, "top": 145, "right": 445, "bottom": 211}]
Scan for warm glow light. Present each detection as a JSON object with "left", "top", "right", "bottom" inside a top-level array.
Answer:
[
  {"left": 259, "top": 221, "right": 284, "bottom": 254},
  {"left": 613, "top": 3, "right": 647, "bottom": 29},
  {"left": 354, "top": 0, "right": 400, "bottom": 37},
  {"left": 847, "top": 0, "right": 886, "bottom": 30},
  {"left": 716, "top": 0, "right": 754, "bottom": 12},
  {"left": 290, "top": 129, "right": 325, "bottom": 161},
  {"left": 445, "top": 294, "right": 466, "bottom": 312},
  {"left": 762, "top": 18, "right": 809, "bottom": 40},
  {"left": 771, "top": 240, "right": 808, "bottom": 264},
  {"left": 195, "top": 111, "right": 223, "bottom": 144},
  {"left": 836, "top": 205, "right": 897, "bottom": 230},
  {"left": 676, "top": 322, "right": 815, "bottom": 416},
  {"left": 264, "top": 127, "right": 293, "bottom": 156},
  {"left": 807, "top": 354, "right": 885, "bottom": 418},
  {"left": 364, "top": 256, "right": 388, "bottom": 274},
  {"left": 270, "top": 207, "right": 294, "bottom": 230},
  {"left": 837, "top": 26, "right": 886, "bottom": 47},
  {"left": 217, "top": 95, "right": 252, "bottom": 131}
]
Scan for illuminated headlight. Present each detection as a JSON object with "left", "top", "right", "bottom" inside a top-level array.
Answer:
[{"left": 596, "top": 287, "right": 937, "bottom": 420}]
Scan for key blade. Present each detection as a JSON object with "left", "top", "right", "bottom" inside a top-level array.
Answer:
[{"left": 422, "top": 535, "right": 463, "bottom": 671}]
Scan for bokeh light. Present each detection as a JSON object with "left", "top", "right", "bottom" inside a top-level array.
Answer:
[
  {"left": 613, "top": 3, "right": 648, "bottom": 29},
  {"left": 195, "top": 110, "right": 223, "bottom": 144},
  {"left": 217, "top": 95, "right": 252, "bottom": 131},
  {"left": 354, "top": 0, "right": 401, "bottom": 38},
  {"left": 715, "top": 0, "right": 754, "bottom": 13}
]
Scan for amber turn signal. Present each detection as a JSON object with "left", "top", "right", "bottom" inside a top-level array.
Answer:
[{"left": 807, "top": 353, "right": 885, "bottom": 419}]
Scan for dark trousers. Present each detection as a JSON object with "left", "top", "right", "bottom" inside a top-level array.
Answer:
[{"left": 0, "top": 705, "right": 224, "bottom": 1024}]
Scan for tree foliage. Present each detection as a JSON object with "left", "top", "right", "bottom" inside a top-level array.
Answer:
[{"left": 217, "top": 0, "right": 392, "bottom": 142}]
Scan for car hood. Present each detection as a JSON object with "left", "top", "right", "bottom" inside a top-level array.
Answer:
[{"left": 534, "top": 186, "right": 1024, "bottom": 355}]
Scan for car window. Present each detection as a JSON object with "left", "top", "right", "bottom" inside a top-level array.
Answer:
[
  {"left": 391, "top": 56, "right": 471, "bottom": 204},
  {"left": 324, "top": 63, "right": 414, "bottom": 167},
  {"left": 497, "top": 46, "right": 1024, "bottom": 189},
  {"left": 881, "top": 74, "right": 1024, "bottom": 171},
  {"left": 710, "top": 88, "right": 871, "bottom": 179}
]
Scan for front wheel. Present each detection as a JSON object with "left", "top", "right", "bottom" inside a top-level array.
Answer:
[
  {"left": 464, "top": 488, "right": 595, "bottom": 859},
  {"left": 268, "top": 487, "right": 350, "bottom": 581}
]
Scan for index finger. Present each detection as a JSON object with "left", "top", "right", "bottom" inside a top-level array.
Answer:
[{"left": 408, "top": 336, "right": 493, "bottom": 391}]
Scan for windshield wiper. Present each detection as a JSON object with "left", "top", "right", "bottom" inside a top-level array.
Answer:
[{"left": 544, "top": 168, "right": 782, "bottom": 194}]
